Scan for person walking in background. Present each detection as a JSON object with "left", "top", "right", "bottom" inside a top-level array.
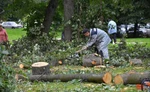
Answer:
[
  {"left": 108, "top": 20, "right": 117, "bottom": 44},
  {"left": 77, "top": 28, "right": 111, "bottom": 64},
  {"left": 0, "top": 25, "right": 9, "bottom": 47}
]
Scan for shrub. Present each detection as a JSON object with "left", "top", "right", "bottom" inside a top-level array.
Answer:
[{"left": 0, "top": 45, "right": 15, "bottom": 92}]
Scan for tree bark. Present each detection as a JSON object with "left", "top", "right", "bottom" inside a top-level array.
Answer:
[
  {"left": 29, "top": 72, "right": 112, "bottom": 84},
  {"left": 134, "top": 22, "right": 138, "bottom": 37},
  {"left": 82, "top": 53, "right": 103, "bottom": 67},
  {"left": 114, "top": 71, "right": 150, "bottom": 85},
  {"left": 32, "top": 62, "right": 50, "bottom": 75},
  {"left": 63, "top": 0, "right": 74, "bottom": 41},
  {"left": 0, "top": 7, "right": 4, "bottom": 15},
  {"left": 41, "top": 0, "right": 58, "bottom": 34}
]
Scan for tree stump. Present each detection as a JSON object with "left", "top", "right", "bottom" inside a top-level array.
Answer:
[
  {"left": 82, "top": 53, "right": 103, "bottom": 67},
  {"left": 32, "top": 62, "right": 50, "bottom": 75},
  {"left": 114, "top": 71, "right": 150, "bottom": 85}
]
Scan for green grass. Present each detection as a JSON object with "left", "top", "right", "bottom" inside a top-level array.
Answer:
[
  {"left": 126, "top": 38, "right": 150, "bottom": 43},
  {"left": 16, "top": 65, "right": 149, "bottom": 92},
  {"left": 126, "top": 38, "right": 150, "bottom": 47},
  {"left": 6, "top": 28, "right": 150, "bottom": 47},
  {"left": 6, "top": 28, "right": 26, "bottom": 42},
  {"left": 117, "top": 38, "right": 150, "bottom": 47}
]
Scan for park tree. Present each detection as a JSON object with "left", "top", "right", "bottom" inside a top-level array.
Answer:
[
  {"left": 1, "top": 0, "right": 36, "bottom": 21},
  {"left": 0, "top": 0, "right": 10, "bottom": 20},
  {"left": 118, "top": 0, "right": 150, "bottom": 37},
  {"left": 1, "top": 0, "right": 150, "bottom": 38},
  {"left": 40, "top": 0, "right": 58, "bottom": 35},
  {"left": 63, "top": 0, "right": 74, "bottom": 41},
  {"left": 130, "top": 0, "right": 150, "bottom": 37}
]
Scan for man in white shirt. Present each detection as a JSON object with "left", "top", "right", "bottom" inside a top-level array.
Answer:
[{"left": 108, "top": 20, "right": 117, "bottom": 44}]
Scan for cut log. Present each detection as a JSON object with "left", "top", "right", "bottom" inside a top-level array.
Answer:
[
  {"left": 58, "top": 60, "right": 62, "bottom": 65},
  {"left": 32, "top": 62, "right": 50, "bottom": 75},
  {"left": 15, "top": 74, "right": 27, "bottom": 81},
  {"left": 114, "top": 71, "right": 150, "bottom": 85},
  {"left": 19, "top": 64, "right": 30, "bottom": 69},
  {"left": 129, "top": 59, "right": 143, "bottom": 66},
  {"left": 82, "top": 53, "right": 103, "bottom": 67},
  {"left": 29, "top": 72, "right": 112, "bottom": 84}
]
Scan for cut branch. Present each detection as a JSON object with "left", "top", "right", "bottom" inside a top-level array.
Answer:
[
  {"left": 19, "top": 64, "right": 30, "bottom": 69},
  {"left": 15, "top": 74, "right": 27, "bottom": 81}
]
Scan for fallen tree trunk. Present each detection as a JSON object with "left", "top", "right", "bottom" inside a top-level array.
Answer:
[
  {"left": 82, "top": 53, "right": 103, "bottom": 67},
  {"left": 16, "top": 73, "right": 112, "bottom": 84},
  {"left": 16, "top": 72, "right": 112, "bottom": 84},
  {"left": 29, "top": 72, "right": 112, "bottom": 84},
  {"left": 114, "top": 71, "right": 150, "bottom": 85}
]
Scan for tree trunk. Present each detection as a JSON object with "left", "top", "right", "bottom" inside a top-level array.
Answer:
[
  {"left": 0, "top": 8, "right": 4, "bottom": 15},
  {"left": 31, "top": 62, "right": 50, "bottom": 75},
  {"left": 114, "top": 71, "right": 150, "bottom": 85},
  {"left": 134, "top": 22, "right": 138, "bottom": 37},
  {"left": 82, "top": 53, "right": 103, "bottom": 67},
  {"left": 41, "top": 0, "right": 58, "bottom": 35},
  {"left": 29, "top": 72, "right": 112, "bottom": 84},
  {"left": 63, "top": 0, "right": 74, "bottom": 41}
]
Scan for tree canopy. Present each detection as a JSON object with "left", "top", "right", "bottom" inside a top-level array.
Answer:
[{"left": 1, "top": 0, "right": 150, "bottom": 39}]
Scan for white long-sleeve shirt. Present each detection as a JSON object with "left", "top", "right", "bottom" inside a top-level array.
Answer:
[{"left": 108, "top": 20, "right": 117, "bottom": 34}]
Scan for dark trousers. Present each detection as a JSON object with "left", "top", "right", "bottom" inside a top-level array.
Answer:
[
  {"left": 95, "top": 47, "right": 104, "bottom": 65},
  {"left": 95, "top": 48, "right": 103, "bottom": 57},
  {"left": 110, "top": 33, "right": 117, "bottom": 43}
]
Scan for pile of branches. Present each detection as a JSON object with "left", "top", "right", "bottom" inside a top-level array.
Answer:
[{"left": 3, "top": 31, "right": 150, "bottom": 67}]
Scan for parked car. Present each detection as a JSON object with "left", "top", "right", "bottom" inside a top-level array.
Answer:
[
  {"left": 146, "top": 26, "right": 150, "bottom": 37},
  {"left": 118, "top": 24, "right": 147, "bottom": 38},
  {"left": 138, "top": 26, "right": 147, "bottom": 37},
  {"left": 1, "top": 21, "right": 23, "bottom": 29}
]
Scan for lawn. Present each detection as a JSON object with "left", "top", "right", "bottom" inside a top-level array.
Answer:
[
  {"left": 4, "top": 28, "right": 150, "bottom": 91},
  {"left": 114, "top": 37, "right": 150, "bottom": 47},
  {"left": 126, "top": 38, "right": 150, "bottom": 47},
  {"left": 6, "top": 28, "right": 26, "bottom": 42}
]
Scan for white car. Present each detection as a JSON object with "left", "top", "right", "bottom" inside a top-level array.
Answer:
[{"left": 2, "top": 21, "right": 22, "bottom": 28}]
